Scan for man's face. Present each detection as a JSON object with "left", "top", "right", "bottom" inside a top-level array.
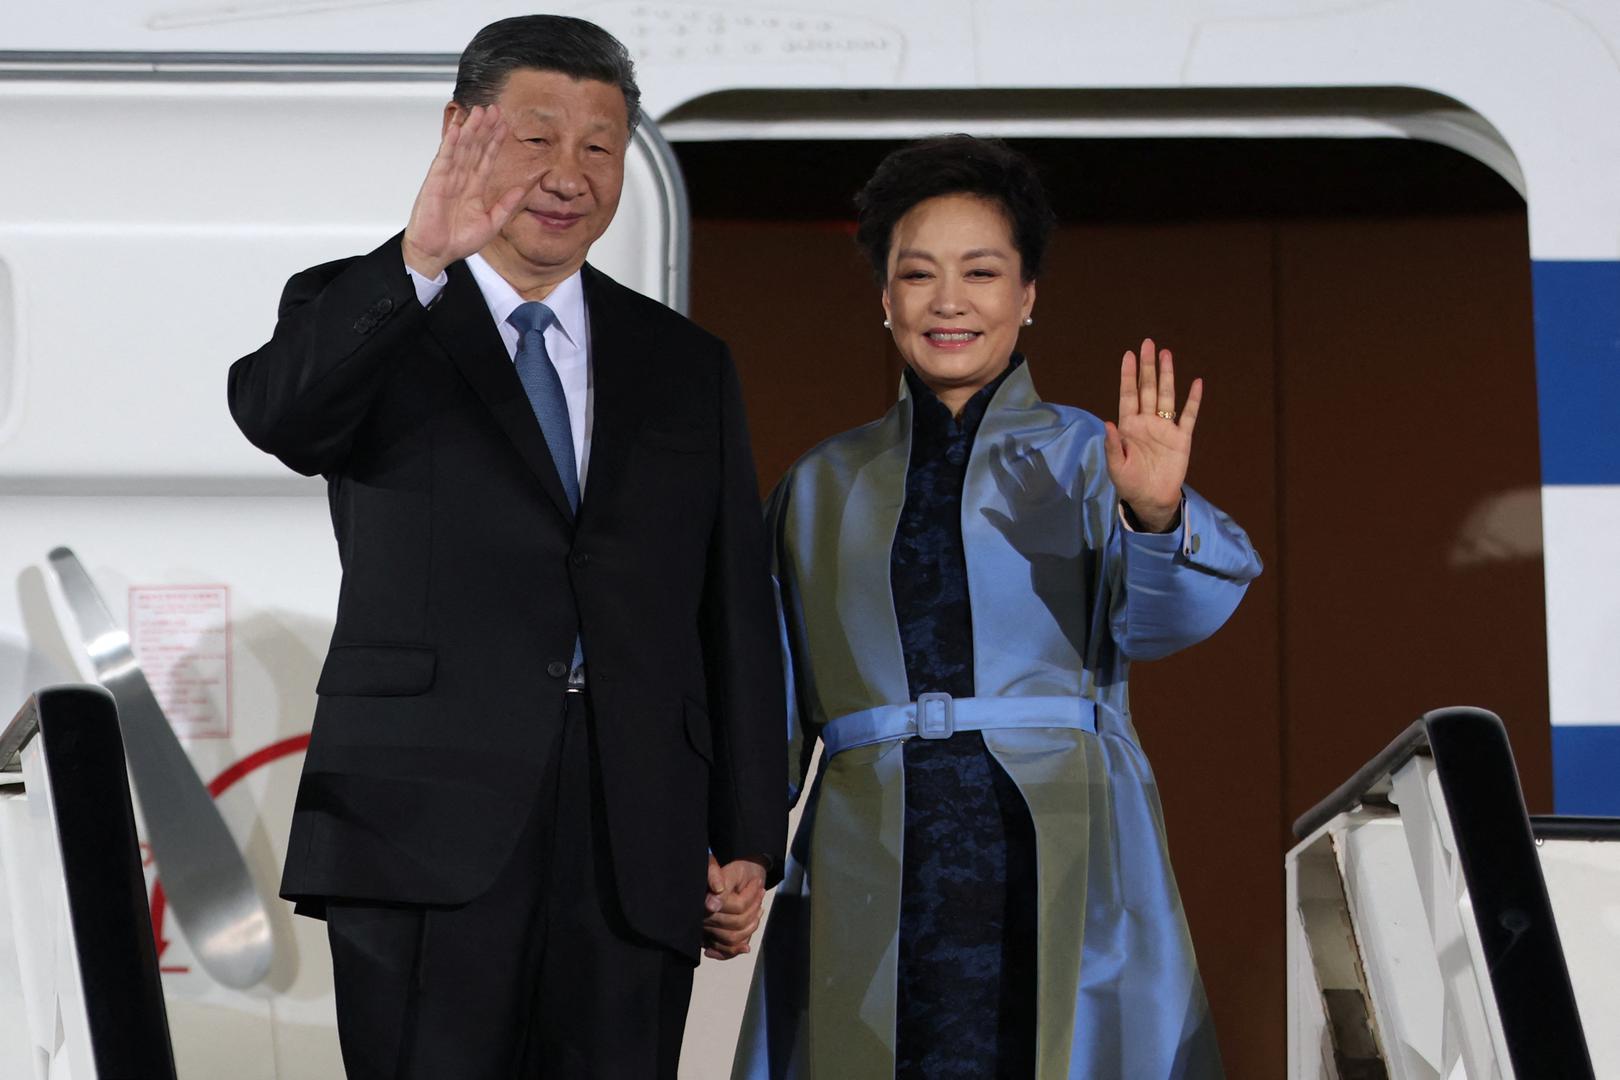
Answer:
[{"left": 450, "top": 68, "right": 629, "bottom": 286}]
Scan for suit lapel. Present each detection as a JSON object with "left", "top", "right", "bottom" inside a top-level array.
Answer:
[
  {"left": 428, "top": 260, "right": 576, "bottom": 525},
  {"left": 577, "top": 264, "right": 639, "bottom": 530}
]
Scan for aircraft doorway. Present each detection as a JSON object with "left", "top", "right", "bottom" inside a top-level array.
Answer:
[{"left": 672, "top": 132, "right": 1549, "bottom": 1078}]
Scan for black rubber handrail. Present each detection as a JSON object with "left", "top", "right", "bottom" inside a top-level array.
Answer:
[
  {"left": 1530, "top": 815, "right": 1620, "bottom": 841},
  {"left": 5, "top": 685, "right": 178, "bottom": 1080},
  {"left": 1292, "top": 716, "right": 1429, "bottom": 840},
  {"left": 1, "top": 694, "right": 41, "bottom": 772}
]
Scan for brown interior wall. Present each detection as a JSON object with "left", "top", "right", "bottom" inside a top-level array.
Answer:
[
  {"left": 1271, "top": 215, "right": 1551, "bottom": 827},
  {"left": 685, "top": 149, "right": 1549, "bottom": 1077},
  {"left": 696, "top": 220, "right": 899, "bottom": 485}
]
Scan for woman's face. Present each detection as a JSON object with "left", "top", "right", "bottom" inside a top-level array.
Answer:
[{"left": 882, "top": 193, "right": 1036, "bottom": 407}]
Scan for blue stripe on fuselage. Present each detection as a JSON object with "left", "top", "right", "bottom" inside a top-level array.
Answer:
[
  {"left": 1551, "top": 724, "right": 1620, "bottom": 815},
  {"left": 1532, "top": 260, "right": 1620, "bottom": 485}
]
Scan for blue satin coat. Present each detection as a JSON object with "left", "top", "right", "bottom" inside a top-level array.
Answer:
[{"left": 734, "top": 362, "right": 1262, "bottom": 1078}]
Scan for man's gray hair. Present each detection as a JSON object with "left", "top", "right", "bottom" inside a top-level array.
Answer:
[{"left": 453, "top": 15, "right": 641, "bottom": 133}]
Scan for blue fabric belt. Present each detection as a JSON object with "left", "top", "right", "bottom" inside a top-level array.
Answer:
[{"left": 820, "top": 694, "right": 1099, "bottom": 759}]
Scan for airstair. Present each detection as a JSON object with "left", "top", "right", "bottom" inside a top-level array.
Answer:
[
  {"left": 0, "top": 685, "right": 178, "bottom": 1079},
  {"left": 1287, "top": 707, "right": 1619, "bottom": 1080}
]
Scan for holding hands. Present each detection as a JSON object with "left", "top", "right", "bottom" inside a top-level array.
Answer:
[
  {"left": 702, "top": 853, "right": 767, "bottom": 961},
  {"left": 1103, "top": 338, "right": 1201, "bottom": 533},
  {"left": 401, "top": 104, "right": 539, "bottom": 279}
]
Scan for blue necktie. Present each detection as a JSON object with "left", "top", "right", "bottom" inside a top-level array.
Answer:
[
  {"left": 507, "top": 301, "right": 585, "bottom": 676},
  {"left": 507, "top": 301, "right": 580, "bottom": 511}
]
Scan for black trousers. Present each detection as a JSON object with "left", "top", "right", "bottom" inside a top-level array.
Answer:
[{"left": 325, "top": 691, "right": 695, "bottom": 1079}]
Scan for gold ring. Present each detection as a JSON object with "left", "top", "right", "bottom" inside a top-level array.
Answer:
[{"left": 1156, "top": 409, "right": 1176, "bottom": 421}]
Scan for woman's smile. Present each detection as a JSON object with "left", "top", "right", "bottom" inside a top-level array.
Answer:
[{"left": 923, "top": 327, "right": 983, "bottom": 348}]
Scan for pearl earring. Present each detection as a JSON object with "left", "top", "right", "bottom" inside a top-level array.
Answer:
[
  {"left": 1023, "top": 316, "right": 1034, "bottom": 327},
  {"left": 883, "top": 319, "right": 892, "bottom": 329}
]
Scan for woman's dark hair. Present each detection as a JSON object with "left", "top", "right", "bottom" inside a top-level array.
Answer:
[
  {"left": 854, "top": 135, "right": 1056, "bottom": 284},
  {"left": 453, "top": 15, "right": 641, "bottom": 133}
]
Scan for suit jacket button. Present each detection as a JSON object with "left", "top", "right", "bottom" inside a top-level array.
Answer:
[
  {"left": 352, "top": 316, "right": 375, "bottom": 334},
  {"left": 371, "top": 297, "right": 394, "bottom": 317},
  {"left": 546, "top": 661, "right": 568, "bottom": 678},
  {"left": 571, "top": 552, "right": 591, "bottom": 568}
]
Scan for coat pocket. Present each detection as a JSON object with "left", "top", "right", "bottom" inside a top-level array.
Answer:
[
  {"left": 316, "top": 643, "right": 437, "bottom": 697},
  {"left": 683, "top": 696, "right": 714, "bottom": 765}
]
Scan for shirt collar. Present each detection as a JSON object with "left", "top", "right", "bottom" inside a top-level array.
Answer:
[{"left": 464, "top": 252, "right": 587, "bottom": 348}]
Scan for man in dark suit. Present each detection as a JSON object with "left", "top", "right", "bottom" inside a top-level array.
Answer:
[{"left": 227, "top": 16, "right": 784, "bottom": 1078}]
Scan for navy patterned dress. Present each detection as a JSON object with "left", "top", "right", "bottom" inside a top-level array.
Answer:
[{"left": 891, "top": 359, "right": 1038, "bottom": 1079}]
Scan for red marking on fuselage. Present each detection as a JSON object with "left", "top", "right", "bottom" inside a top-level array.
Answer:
[{"left": 149, "top": 732, "right": 312, "bottom": 970}]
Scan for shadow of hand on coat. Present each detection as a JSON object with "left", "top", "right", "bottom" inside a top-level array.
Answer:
[{"left": 979, "top": 440, "right": 1095, "bottom": 659}]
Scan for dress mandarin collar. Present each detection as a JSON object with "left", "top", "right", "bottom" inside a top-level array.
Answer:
[{"left": 902, "top": 354, "right": 1028, "bottom": 444}]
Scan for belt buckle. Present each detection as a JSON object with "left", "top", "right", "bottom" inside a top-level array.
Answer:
[{"left": 916, "top": 692, "right": 955, "bottom": 740}]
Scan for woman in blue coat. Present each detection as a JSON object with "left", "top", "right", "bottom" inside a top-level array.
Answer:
[{"left": 730, "top": 136, "right": 1262, "bottom": 1079}]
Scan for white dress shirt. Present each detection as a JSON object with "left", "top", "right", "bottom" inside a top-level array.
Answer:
[{"left": 408, "top": 254, "right": 594, "bottom": 495}]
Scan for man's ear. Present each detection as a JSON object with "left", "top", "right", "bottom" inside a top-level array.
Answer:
[{"left": 441, "top": 100, "right": 464, "bottom": 138}]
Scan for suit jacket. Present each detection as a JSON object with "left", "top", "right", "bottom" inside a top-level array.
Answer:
[{"left": 227, "top": 234, "right": 786, "bottom": 957}]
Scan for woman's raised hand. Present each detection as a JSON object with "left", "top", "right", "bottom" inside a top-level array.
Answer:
[
  {"left": 1103, "top": 338, "right": 1201, "bottom": 533},
  {"left": 401, "top": 105, "right": 538, "bottom": 279}
]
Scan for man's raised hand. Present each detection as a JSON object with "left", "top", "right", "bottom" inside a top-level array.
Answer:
[{"left": 401, "top": 104, "right": 538, "bottom": 279}]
